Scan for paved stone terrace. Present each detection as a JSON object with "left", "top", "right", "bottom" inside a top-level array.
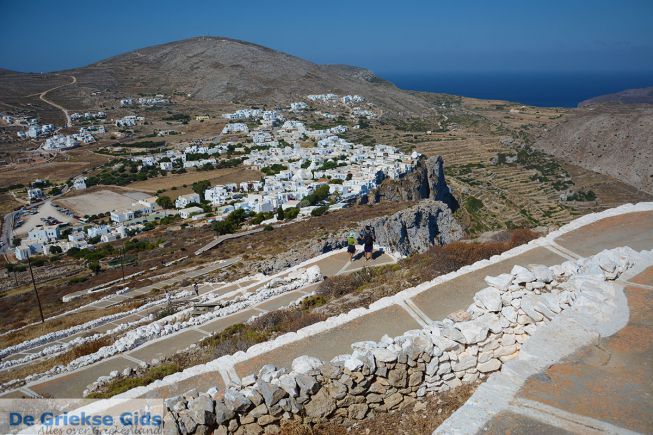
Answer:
[{"left": 477, "top": 265, "right": 653, "bottom": 434}]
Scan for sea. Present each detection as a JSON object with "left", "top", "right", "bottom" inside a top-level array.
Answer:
[{"left": 379, "top": 71, "right": 653, "bottom": 108}]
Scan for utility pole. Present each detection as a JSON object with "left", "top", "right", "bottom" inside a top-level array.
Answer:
[
  {"left": 26, "top": 254, "right": 45, "bottom": 323},
  {"left": 120, "top": 242, "right": 126, "bottom": 281}
]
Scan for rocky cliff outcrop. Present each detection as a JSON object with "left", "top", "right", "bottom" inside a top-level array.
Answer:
[
  {"left": 372, "top": 156, "right": 460, "bottom": 212},
  {"left": 357, "top": 199, "right": 462, "bottom": 256},
  {"left": 258, "top": 200, "right": 462, "bottom": 273}
]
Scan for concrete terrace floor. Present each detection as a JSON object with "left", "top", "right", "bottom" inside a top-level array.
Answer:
[
  {"left": 2, "top": 250, "right": 396, "bottom": 398},
  {"left": 480, "top": 265, "right": 653, "bottom": 434}
]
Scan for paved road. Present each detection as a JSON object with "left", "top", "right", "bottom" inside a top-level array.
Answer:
[
  {"left": 480, "top": 265, "right": 653, "bottom": 434},
  {"left": 3, "top": 249, "right": 396, "bottom": 398}
]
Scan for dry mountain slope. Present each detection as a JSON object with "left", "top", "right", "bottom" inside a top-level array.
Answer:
[
  {"left": 56, "top": 36, "right": 435, "bottom": 115},
  {"left": 534, "top": 103, "right": 653, "bottom": 195},
  {"left": 579, "top": 86, "right": 653, "bottom": 106}
]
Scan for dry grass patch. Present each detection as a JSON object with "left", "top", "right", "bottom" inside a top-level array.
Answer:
[{"left": 0, "top": 336, "right": 113, "bottom": 386}]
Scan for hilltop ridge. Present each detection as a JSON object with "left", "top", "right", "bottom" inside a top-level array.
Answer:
[{"left": 0, "top": 36, "right": 432, "bottom": 115}]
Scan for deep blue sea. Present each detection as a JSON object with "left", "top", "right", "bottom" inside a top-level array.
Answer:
[{"left": 379, "top": 71, "right": 653, "bottom": 107}]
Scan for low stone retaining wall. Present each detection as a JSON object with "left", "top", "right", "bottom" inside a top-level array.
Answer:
[{"left": 161, "top": 246, "right": 644, "bottom": 435}]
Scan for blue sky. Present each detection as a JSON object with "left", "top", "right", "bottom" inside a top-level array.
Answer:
[{"left": 1, "top": 0, "right": 652, "bottom": 73}]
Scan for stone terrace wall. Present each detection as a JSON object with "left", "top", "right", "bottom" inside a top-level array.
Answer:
[{"left": 162, "top": 246, "right": 645, "bottom": 435}]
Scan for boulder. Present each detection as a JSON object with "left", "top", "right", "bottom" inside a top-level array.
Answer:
[
  {"left": 295, "top": 373, "right": 320, "bottom": 395},
  {"left": 528, "top": 265, "right": 554, "bottom": 283},
  {"left": 484, "top": 273, "right": 513, "bottom": 291},
  {"left": 258, "top": 381, "right": 287, "bottom": 408},
  {"left": 319, "top": 363, "right": 343, "bottom": 380},
  {"left": 188, "top": 394, "right": 215, "bottom": 427},
  {"left": 224, "top": 389, "right": 252, "bottom": 413},
  {"left": 511, "top": 265, "right": 536, "bottom": 284},
  {"left": 214, "top": 401, "right": 235, "bottom": 425},
  {"left": 291, "top": 355, "right": 323, "bottom": 374},
  {"left": 304, "top": 388, "right": 336, "bottom": 418},
  {"left": 348, "top": 403, "right": 369, "bottom": 420},
  {"left": 477, "top": 358, "right": 501, "bottom": 373},
  {"left": 371, "top": 347, "right": 397, "bottom": 363}
]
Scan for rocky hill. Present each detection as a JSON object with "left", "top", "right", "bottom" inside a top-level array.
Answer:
[
  {"left": 0, "top": 36, "right": 434, "bottom": 115},
  {"left": 534, "top": 104, "right": 653, "bottom": 195},
  {"left": 579, "top": 86, "right": 653, "bottom": 106}
]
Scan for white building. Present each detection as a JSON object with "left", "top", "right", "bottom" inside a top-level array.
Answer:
[
  {"left": 87, "top": 225, "right": 109, "bottom": 238},
  {"left": 110, "top": 210, "right": 134, "bottom": 223},
  {"left": 73, "top": 177, "right": 87, "bottom": 190},
  {"left": 175, "top": 193, "right": 201, "bottom": 209},
  {"left": 222, "top": 123, "right": 249, "bottom": 134},
  {"left": 290, "top": 102, "right": 309, "bottom": 112},
  {"left": 28, "top": 225, "right": 60, "bottom": 243},
  {"left": 179, "top": 206, "right": 204, "bottom": 219},
  {"left": 15, "top": 246, "right": 31, "bottom": 261},
  {"left": 101, "top": 233, "right": 118, "bottom": 243},
  {"left": 160, "top": 161, "right": 173, "bottom": 171},
  {"left": 27, "top": 188, "right": 43, "bottom": 201}
]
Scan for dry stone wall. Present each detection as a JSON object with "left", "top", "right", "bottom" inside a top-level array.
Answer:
[{"left": 162, "top": 246, "right": 643, "bottom": 435}]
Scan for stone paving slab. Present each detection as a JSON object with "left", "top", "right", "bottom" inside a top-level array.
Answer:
[
  {"left": 30, "top": 356, "right": 139, "bottom": 398},
  {"left": 410, "top": 247, "right": 565, "bottom": 322},
  {"left": 234, "top": 304, "right": 420, "bottom": 378},
  {"left": 92, "top": 322, "right": 123, "bottom": 334},
  {"left": 555, "top": 210, "right": 653, "bottom": 257},
  {"left": 514, "top": 268, "right": 653, "bottom": 434},
  {"left": 480, "top": 411, "right": 574, "bottom": 434},
  {"left": 0, "top": 389, "right": 29, "bottom": 398},
  {"left": 200, "top": 309, "right": 260, "bottom": 334},
  {"left": 255, "top": 290, "right": 306, "bottom": 312},
  {"left": 128, "top": 330, "right": 208, "bottom": 363}
]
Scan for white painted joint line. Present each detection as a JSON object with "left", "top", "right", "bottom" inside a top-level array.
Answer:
[
  {"left": 122, "top": 354, "right": 146, "bottom": 365},
  {"left": 404, "top": 299, "right": 433, "bottom": 324},
  {"left": 542, "top": 244, "right": 577, "bottom": 262},
  {"left": 217, "top": 363, "right": 240, "bottom": 387},
  {"left": 617, "top": 279, "right": 653, "bottom": 291},
  {"left": 509, "top": 398, "right": 640, "bottom": 435},
  {"left": 18, "top": 386, "right": 41, "bottom": 398},
  {"left": 397, "top": 300, "right": 429, "bottom": 327},
  {"left": 193, "top": 327, "right": 213, "bottom": 337},
  {"left": 548, "top": 241, "right": 582, "bottom": 260}
]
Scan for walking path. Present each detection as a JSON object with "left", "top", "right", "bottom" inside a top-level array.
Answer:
[
  {"left": 0, "top": 249, "right": 395, "bottom": 398},
  {"left": 36, "top": 75, "right": 76, "bottom": 127},
  {"left": 104, "top": 203, "right": 653, "bottom": 403},
  {"left": 437, "top": 265, "right": 653, "bottom": 434},
  {"left": 73, "top": 257, "right": 240, "bottom": 311}
]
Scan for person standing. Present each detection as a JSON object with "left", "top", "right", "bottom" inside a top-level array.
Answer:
[
  {"left": 193, "top": 282, "right": 199, "bottom": 297},
  {"left": 362, "top": 225, "right": 375, "bottom": 261},
  {"left": 347, "top": 231, "right": 357, "bottom": 261}
]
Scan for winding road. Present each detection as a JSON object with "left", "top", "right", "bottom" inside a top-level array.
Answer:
[{"left": 31, "top": 74, "right": 77, "bottom": 127}]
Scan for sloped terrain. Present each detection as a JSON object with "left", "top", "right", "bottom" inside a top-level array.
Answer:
[{"left": 534, "top": 104, "right": 653, "bottom": 195}]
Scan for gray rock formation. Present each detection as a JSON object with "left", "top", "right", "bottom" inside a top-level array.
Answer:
[
  {"left": 372, "top": 155, "right": 460, "bottom": 212},
  {"left": 358, "top": 199, "right": 462, "bottom": 256},
  {"left": 258, "top": 200, "right": 462, "bottom": 273}
]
